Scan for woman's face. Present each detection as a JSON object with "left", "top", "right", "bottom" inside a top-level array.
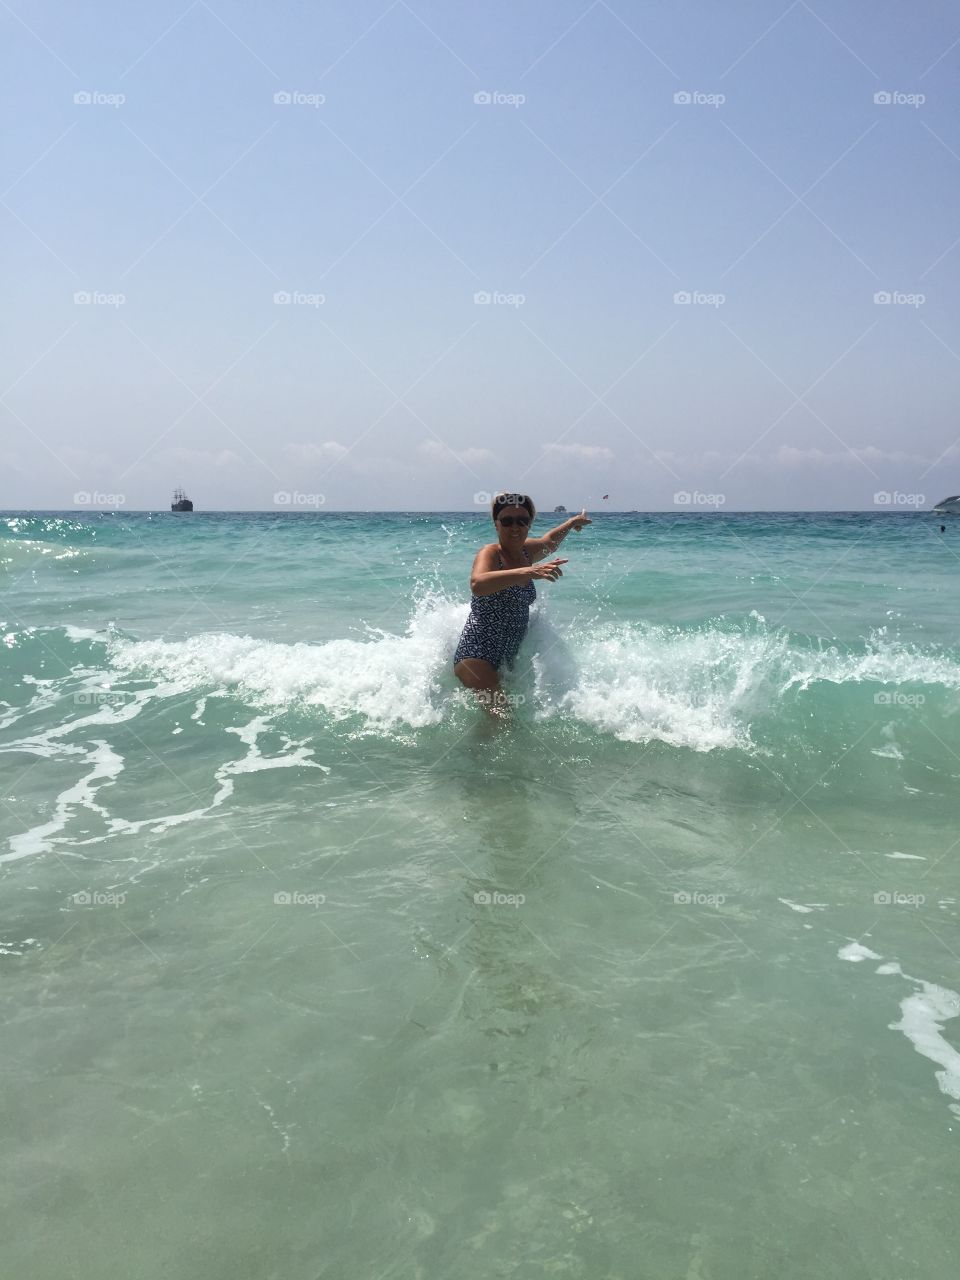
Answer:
[{"left": 495, "top": 505, "right": 531, "bottom": 547}]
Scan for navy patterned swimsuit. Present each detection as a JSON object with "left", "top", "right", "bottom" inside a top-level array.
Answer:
[{"left": 453, "top": 547, "right": 536, "bottom": 671}]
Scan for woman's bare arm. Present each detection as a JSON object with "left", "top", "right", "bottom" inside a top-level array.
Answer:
[
  {"left": 469, "top": 544, "right": 567, "bottom": 595},
  {"left": 527, "top": 521, "right": 572, "bottom": 563},
  {"left": 527, "top": 509, "right": 591, "bottom": 562},
  {"left": 469, "top": 545, "right": 529, "bottom": 595}
]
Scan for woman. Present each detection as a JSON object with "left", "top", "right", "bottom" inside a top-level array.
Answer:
[{"left": 453, "top": 491, "right": 592, "bottom": 714}]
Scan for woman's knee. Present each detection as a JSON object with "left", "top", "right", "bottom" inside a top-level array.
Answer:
[{"left": 454, "top": 658, "right": 499, "bottom": 690}]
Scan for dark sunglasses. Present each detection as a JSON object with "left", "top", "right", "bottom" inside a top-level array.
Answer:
[{"left": 498, "top": 515, "right": 530, "bottom": 527}]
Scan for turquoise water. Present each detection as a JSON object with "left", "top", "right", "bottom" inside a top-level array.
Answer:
[{"left": 3, "top": 510, "right": 960, "bottom": 1278}]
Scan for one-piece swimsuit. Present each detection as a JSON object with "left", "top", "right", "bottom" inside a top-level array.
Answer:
[{"left": 452, "top": 547, "right": 536, "bottom": 670}]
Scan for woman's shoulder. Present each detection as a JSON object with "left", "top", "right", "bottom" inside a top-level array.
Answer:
[{"left": 470, "top": 543, "right": 502, "bottom": 572}]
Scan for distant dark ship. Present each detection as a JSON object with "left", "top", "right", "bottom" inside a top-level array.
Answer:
[
  {"left": 171, "top": 487, "right": 193, "bottom": 512},
  {"left": 933, "top": 495, "right": 960, "bottom": 514},
  {"left": 552, "top": 504, "right": 567, "bottom": 513}
]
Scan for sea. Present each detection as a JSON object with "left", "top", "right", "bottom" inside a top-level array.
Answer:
[{"left": 2, "top": 509, "right": 959, "bottom": 1279}]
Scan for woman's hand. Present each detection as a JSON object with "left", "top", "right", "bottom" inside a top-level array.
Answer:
[
  {"left": 567, "top": 509, "right": 592, "bottom": 531},
  {"left": 528, "top": 557, "right": 567, "bottom": 582}
]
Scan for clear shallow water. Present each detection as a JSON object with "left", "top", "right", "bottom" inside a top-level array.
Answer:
[{"left": 2, "top": 510, "right": 960, "bottom": 1278}]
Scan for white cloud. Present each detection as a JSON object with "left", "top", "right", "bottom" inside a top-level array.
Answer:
[
  {"left": 167, "top": 448, "right": 243, "bottom": 467},
  {"left": 59, "top": 446, "right": 115, "bottom": 471},
  {"left": 284, "top": 441, "right": 349, "bottom": 464},
  {"left": 854, "top": 445, "right": 932, "bottom": 466},
  {"left": 770, "top": 445, "right": 929, "bottom": 468},
  {"left": 541, "top": 442, "right": 615, "bottom": 461},
  {"left": 418, "top": 440, "right": 495, "bottom": 466},
  {"left": 656, "top": 444, "right": 931, "bottom": 470}
]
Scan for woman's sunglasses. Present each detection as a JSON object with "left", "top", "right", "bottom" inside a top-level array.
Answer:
[{"left": 498, "top": 515, "right": 530, "bottom": 528}]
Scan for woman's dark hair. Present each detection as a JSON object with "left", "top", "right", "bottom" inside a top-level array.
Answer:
[{"left": 491, "top": 491, "right": 536, "bottom": 523}]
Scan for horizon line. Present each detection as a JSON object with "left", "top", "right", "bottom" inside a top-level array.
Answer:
[{"left": 1, "top": 508, "right": 947, "bottom": 516}]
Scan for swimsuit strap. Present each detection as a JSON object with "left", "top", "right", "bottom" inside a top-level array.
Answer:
[{"left": 496, "top": 547, "right": 531, "bottom": 569}]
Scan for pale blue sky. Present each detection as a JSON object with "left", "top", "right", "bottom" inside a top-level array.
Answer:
[{"left": 3, "top": 0, "right": 959, "bottom": 510}]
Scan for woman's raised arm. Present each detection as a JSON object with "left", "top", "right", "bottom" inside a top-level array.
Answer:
[{"left": 527, "top": 509, "right": 592, "bottom": 563}]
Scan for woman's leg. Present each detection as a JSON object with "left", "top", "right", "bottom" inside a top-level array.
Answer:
[{"left": 453, "top": 658, "right": 510, "bottom": 717}]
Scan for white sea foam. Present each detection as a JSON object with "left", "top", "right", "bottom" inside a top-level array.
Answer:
[
  {"left": 532, "top": 617, "right": 960, "bottom": 749},
  {"left": 2, "top": 740, "right": 124, "bottom": 862},
  {"left": 106, "top": 597, "right": 467, "bottom": 733},
  {"left": 891, "top": 980, "right": 960, "bottom": 1102},
  {"left": 0, "top": 674, "right": 69, "bottom": 735},
  {"left": 531, "top": 614, "right": 761, "bottom": 750},
  {"left": 105, "top": 604, "right": 780, "bottom": 749},
  {"left": 34, "top": 604, "right": 960, "bottom": 751},
  {"left": 784, "top": 628, "right": 960, "bottom": 692},
  {"left": 872, "top": 744, "right": 905, "bottom": 759},
  {"left": 838, "top": 942, "right": 881, "bottom": 962},
  {"left": 64, "top": 624, "right": 103, "bottom": 642},
  {"left": 101, "top": 716, "right": 329, "bottom": 841},
  {"left": 842, "top": 949, "right": 960, "bottom": 1109},
  {"left": 2, "top": 702, "right": 330, "bottom": 861}
]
